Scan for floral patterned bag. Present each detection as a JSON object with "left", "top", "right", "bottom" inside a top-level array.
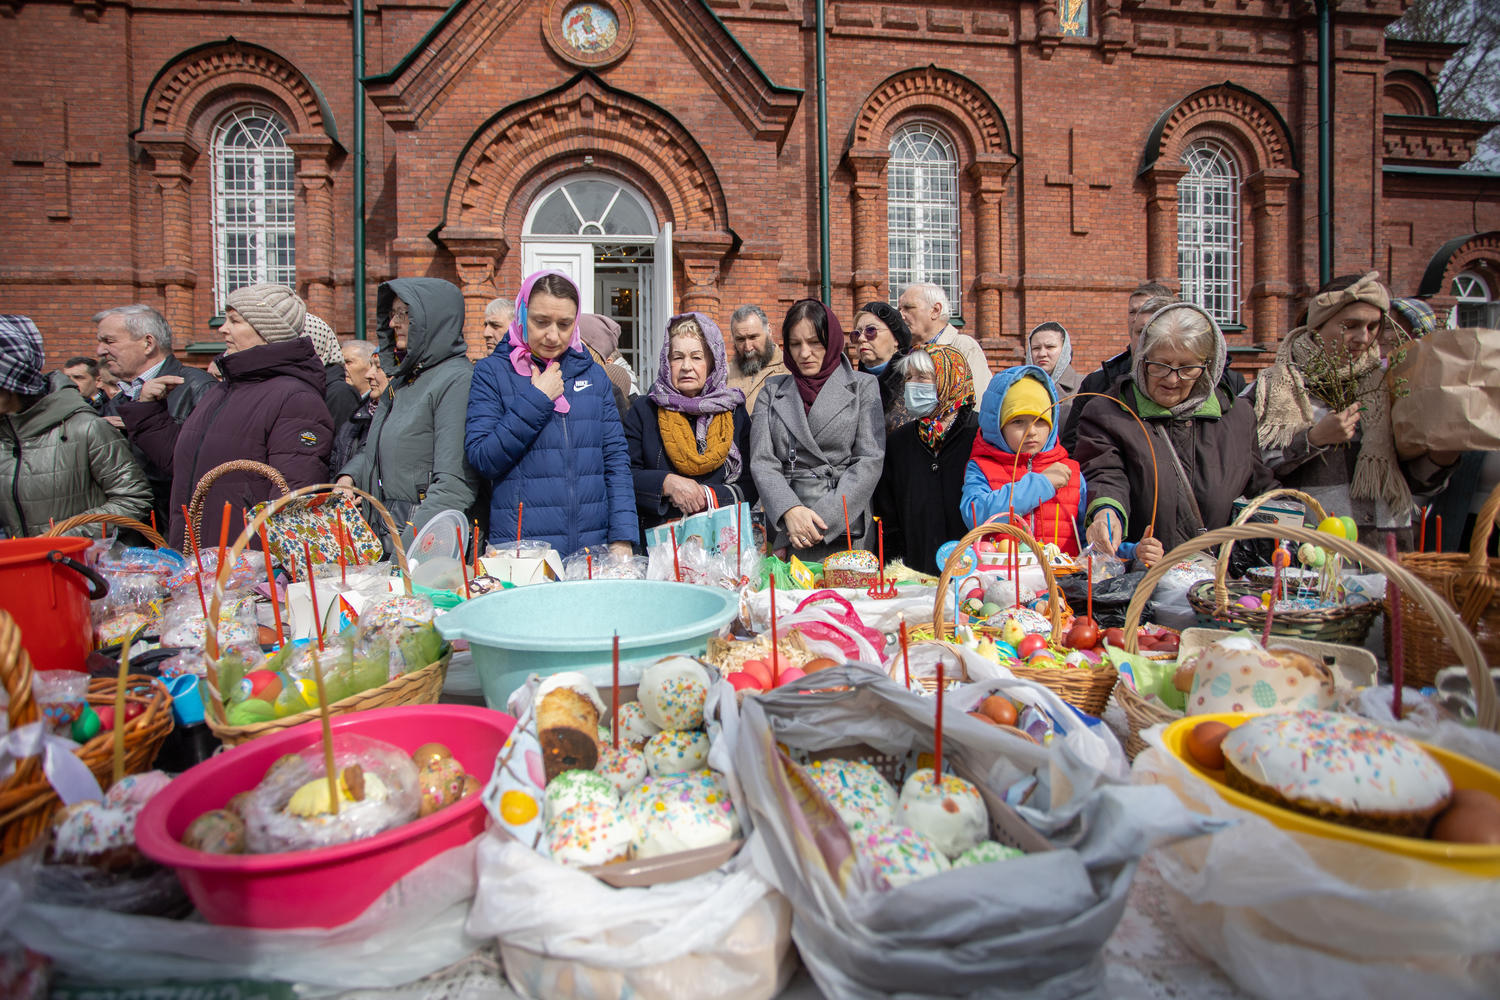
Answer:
[{"left": 252, "top": 492, "right": 383, "bottom": 580}]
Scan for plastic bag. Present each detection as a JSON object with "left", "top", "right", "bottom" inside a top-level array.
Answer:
[
  {"left": 777, "top": 591, "right": 886, "bottom": 663},
  {"left": 1059, "top": 570, "right": 1145, "bottom": 628},
  {"left": 564, "top": 545, "right": 649, "bottom": 581},
  {"left": 730, "top": 666, "right": 1213, "bottom": 999},
  {"left": 1133, "top": 727, "right": 1500, "bottom": 999}
]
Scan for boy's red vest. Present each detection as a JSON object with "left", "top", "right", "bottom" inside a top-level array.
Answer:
[{"left": 970, "top": 436, "right": 1083, "bottom": 555}]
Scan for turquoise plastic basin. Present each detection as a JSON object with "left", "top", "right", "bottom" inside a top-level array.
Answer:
[{"left": 435, "top": 580, "right": 739, "bottom": 709}]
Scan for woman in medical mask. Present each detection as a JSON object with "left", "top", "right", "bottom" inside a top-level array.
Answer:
[{"left": 872, "top": 345, "right": 978, "bottom": 574}]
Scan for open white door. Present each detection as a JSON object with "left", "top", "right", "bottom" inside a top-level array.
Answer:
[
  {"left": 522, "top": 242, "right": 595, "bottom": 312},
  {"left": 644, "top": 222, "right": 673, "bottom": 379}
]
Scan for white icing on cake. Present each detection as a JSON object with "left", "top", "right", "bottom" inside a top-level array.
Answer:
[
  {"left": 1221, "top": 710, "right": 1452, "bottom": 814},
  {"left": 595, "top": 745, "right": 648, "bottom": 796},
  {"left": 614, "top": 701, "right": 661, "bottom": 748},
  {"left": 536, "top": 671, "right": 606, "bottom": 715},
  {"left": 896, "top": 769, "right": 988, "bottom": 859},
  {"left": 544, "top": 768, "right": 617, "bottom": 822},
  {"left": 545, "top": 801, "right": 635, "bottom": 866},
  {"left": 637, "top": 657, "right": 710, "bottom": 731},
  {"left": 853, "top": 824, "right": 950, "bottom": 888},
  {"left": 628, "top": 771, "right": 739, "bottom": 858},
  {"left": 804, "top": 759, "right": 897, "bottom": 829},
  {"left": 643, "top": 729, "right": 711, "bottom": 776}
]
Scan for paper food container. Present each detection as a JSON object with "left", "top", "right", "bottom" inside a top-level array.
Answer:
[{"left": 478, "top": 542, "right": 562, "bottom": 586}]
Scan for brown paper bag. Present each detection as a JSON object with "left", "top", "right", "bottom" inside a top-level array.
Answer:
[{"left": 1390, "top": 327, "right": 1500, "bottom": 453}]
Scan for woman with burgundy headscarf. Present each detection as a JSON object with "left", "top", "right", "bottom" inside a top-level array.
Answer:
[
  {"left": 624, "top": 312, "right": 757, "bottom": 542},
  {"left": 749, "top": 299, "right": 885, "bottom": 559}
]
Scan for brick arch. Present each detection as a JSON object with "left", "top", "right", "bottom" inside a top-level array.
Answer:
[
  {"left": 1384, "top": 70, "right": 1440, "bottom": 117},
  {"left": 1143, "top": 82, "right": 1296, "bottom": 177},
  {"left": 849, "top": 65, "right": 1012, "bottom": 159},
  {"left": 1417, "top": 230, "right": 1500, "bottom": 301},
  {"left": 440, "top": 73, "right": 727, "bottom": 235},
  {"left": 137, "top": 39, "right": 335, "bottom": 143}
]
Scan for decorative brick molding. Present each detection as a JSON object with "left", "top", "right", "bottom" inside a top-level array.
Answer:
[
  {"left": 846, "top": 65, "right": 1014, "bottom": 347},
  {"left": 139, "top": 40, "right": 334, "bottom": 139},
  {"left": 1146, "top": 83, "right": 1294, "bottom": 177},
  {"left": 1419, "top": 231, "right": 1500, "bottom": 316},
  {"left": 1383, "top": 70, "right": 1439, "bottom": 117}
]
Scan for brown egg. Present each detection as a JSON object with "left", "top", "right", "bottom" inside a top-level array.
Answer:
[
  {"left": 802, "top": 657, "right": 839, "bottom": 673},
  {"left": 460, "top": 774, "right": 481, "bottom": 798},
  {"left": 1186, "top": 721, "right": 1231, "bottom": 771},
  {"left": 412, "top": 742, "right": 453, "bottom": 769},
  {"left": 979, "top": 695, "right": 1018, "bottom": 727},
  {"left": 1450, "top": 787, "right": 1500, "bottom": 816},
  {"left": 182, "top": 809, "right": 247, "bottom": 854},
  {"left": 1431, "top": 797, "right": 1500, "bottom": 845},
  {"left": 1173, "top": 663, "right": 1197, "bottom": 694},
  {"left": 968, "top": 711, "right": 1000, "bottom": 726}
]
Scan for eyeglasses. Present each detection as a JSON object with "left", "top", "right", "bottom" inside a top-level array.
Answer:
[
  {"left": 849, "top": 325, "right": 882, "bottom": 342},
  {"left": 1143, "top": 361, "right": 1206, "bottom": 382}
]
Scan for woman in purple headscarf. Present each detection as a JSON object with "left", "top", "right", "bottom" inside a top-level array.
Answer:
[
  {"left": 623, "top": 313, "right": 757, "bottom": 542},
  {"left": 465, "top": 270, "right": 637, "bottom": 556}
]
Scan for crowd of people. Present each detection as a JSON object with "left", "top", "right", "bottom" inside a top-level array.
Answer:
[{"left": 3, "top": 269, "right": 1489, "bottom": 575}]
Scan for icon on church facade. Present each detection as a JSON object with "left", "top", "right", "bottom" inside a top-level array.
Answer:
[
  {"left": 1061, "top": 0, "right": 1088, "bottom": 36},
  {"left": 562, "top": 3, "right": 619, "bottom": 54}
]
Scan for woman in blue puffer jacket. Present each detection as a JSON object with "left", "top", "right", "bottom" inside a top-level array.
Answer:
[{"left": 465, "top": 270, "right": 637, "bottom": 557}]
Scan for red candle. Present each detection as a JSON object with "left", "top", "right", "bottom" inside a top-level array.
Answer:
[
  {"left": 1387, "top": 532, "right": 1405, "bottom": 720},
  {"left": 843, "top": 494, "right": 852, "bottom": 552},
  {"left": 611, "top": 632, "right": 620, "bottom": 749},
  {"left": 1418, "top": 506, "right": 1428, "bottom": 552},
  {"left": 336, "top": 521, "right": 347, "bottom": 586},
  {"left": 1086, "top": 551, "right": 1094, "bottom": 622},
  {"left": 303, "top": 540, "right": 324, "bottom": 651},
  {"left": 899, "top": 615, "right": 911, "bottom": 690},
  {"left": 769, "top": 574, "right": 779, "bottom": 685},
  {"left": 1012, "top": 541, "right": 1020, "bottom": 607},
  {"left": 215, "top": 501, "right": 232, "bottom": 588},
  {"left": 473, "top": 519, "right": 481, "bottom": 575},
  {"left": 150, "top": 509, "right": 158, "bottom": 534},
  {"left": 258, "top": 521, "right": 284, "bottom": 647},
  {"left": 587, "top": 553, "right": 593, "bottom": 580},
  {"left": 736, "top": 503, "right": 743, "bottom": 580},
  {"left": 1262, "top": 549, "right": 1289, "bottom": 646},
  {"left": 190, "top": 546, "right": 210, "bottom": 624},
  {"left": 1436, "top": 515, "right": 1443, "bottom": 552},
  {"left": 876, "top": 516, "right": 885, "bottom": 589},
  {"left": 516, "top": 501, "right": 524, "bottom": 556},
  {"left": 933, "top": 658, "right": 944, "bottom": 788},
  {"left": 670, "top": 526, "right": 681, "bottom": 582}
]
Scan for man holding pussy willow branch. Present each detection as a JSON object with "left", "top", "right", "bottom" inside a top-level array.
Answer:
[{"left": 1252, "top": 271, "right": 1460, "bottom": 549}]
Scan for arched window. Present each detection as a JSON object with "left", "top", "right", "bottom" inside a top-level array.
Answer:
[
  {"left": 210, "top": 106, "right": 295, "bottom": 310},
  {"left": 1452, "top": 271, "right": 1496, "bottom": 328},
  {"left": 1177, "top": 139, "right": 1242, "bottom": 326},
  {"left": 888, "top": 123, "right": 962, "bottom": 318},
  {"left": 527, "top": 176, "right": 654, "bottom": 237}
]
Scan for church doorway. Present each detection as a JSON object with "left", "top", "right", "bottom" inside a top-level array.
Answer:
[{"left": 521, "top": 174, "right": 673, "bottom": 388}]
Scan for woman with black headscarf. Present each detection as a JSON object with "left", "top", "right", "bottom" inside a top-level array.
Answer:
[
  {"left": 749, "top": 299, "right": 885, "bottom": 559},
  {"left": 852, "top": 300, "right": 913, "bottom": 431}
]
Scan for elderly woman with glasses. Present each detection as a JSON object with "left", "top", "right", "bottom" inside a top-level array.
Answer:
[
  {"left": 1073, "top": 302, "right": 1276, "bottom": 567},
  {"left": 851, "top": 301, "right": 913, "bottom": 431},
  {"left": 1252, "top": 272, "right": 1458, "bottom": 548}
]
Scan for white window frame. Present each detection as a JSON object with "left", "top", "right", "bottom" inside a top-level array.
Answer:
[
  {"left": 1177, "top": 139, "right": 1242, "bottom": 327},
  {"left": 1452, "top": 271, "right": 1494, "bottom": 328},
  {"left": 522, "top": 173, "right": 658, "bottom": 240},
  {"left": 209, "top": 106, "right": 297, "bottom": 312},
  {"left": 887, "top": 122, "right": 962, "bottom": 319}
]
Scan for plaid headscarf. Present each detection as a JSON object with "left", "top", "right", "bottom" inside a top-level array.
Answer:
[
  {"left": 0, "top": 315, "right": 48, "bottom": 396},
  {"left": 1390, "top": 297, "right": 1438, "bottom": 339},
  {"left": 917, "top": 344, "right": 975, "bottom": 450}
]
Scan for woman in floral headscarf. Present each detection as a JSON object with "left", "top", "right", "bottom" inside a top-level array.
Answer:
[
  {"left": 872, "top": 345, "right": 977, "bottom": 575},
  {"left": 1252, "top": 271, "right": 1458, "bottom": 546},
  {"left": 623, "top": 312, "right": 757, "bottom": 541},
  {"left": 465, "top": 269, "right": 637, "bottom": 557}
]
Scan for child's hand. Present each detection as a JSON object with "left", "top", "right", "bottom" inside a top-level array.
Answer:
[
  {"left": 1136, "top": 535, "right": 1165, "bottom": 567},
  {"left": 1042, "top": 464, "right": 1072, "bottom": 490}
]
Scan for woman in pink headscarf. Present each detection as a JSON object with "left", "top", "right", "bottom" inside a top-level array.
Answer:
[{"left": 464, "top": 270, "right": 637, "bottom": 556}]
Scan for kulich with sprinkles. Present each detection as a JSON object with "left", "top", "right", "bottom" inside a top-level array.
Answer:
[
  {"left": 638, "top": 656, "right": 711, "bottom": 731},
  {"left": 595, "top": 745, "right": 648, "bottom": 796},
  {"left": 625, "top": 771, "right": 741, "bottom": 857},
  {"left": 1221, "top": 710, "right": 1453, "bottom": 838},
  {"left": 544, "top": 768, "right": 617, "bottom": 822},
  {"left": 643, "top": 728, "right": 711, "bottom": 776},
  {"left": 611, "top": 700, "right": 662, "bottom": 749},
  {"left": 804, "top": 759, "right": 898, "bottom": 830},
  {"left": 545, "top": 801, "right": 636, "bottom": 867},
  {"left": 897, "top": 769, "right": 990, "bottom": 858},
  {"left": 854, "top": 824, "right": 951, "bottom": 888}
]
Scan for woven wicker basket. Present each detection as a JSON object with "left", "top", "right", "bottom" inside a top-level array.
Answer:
[
  {"left": 1393, "top": 483, "right": 1500, "bottom": 688},
  {"left": 186, "top": 459, "right": 289, "bottom": 548},
  {"left": 200, "top": 483, "right": 449, "bottom": 746},
  {"left": 44, "top": 512, "right": 167, "bottom": 548},
  {"left": 1113, "top": 521, "right": 1500, "bottom": 760},
  {"left": 919, "top": 522, "right": 1117, "bottom": 718},
  {"left": 0, "top": 611, "right": 175, "bottom": 865},
  {"left": 1184, "top": 488, "right": 1381, "bottom": 645}
]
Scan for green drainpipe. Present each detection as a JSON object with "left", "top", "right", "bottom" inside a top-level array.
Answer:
[
  {"left": 353, "top": 0, "right": 367, "bottom": 338},
  {"left": 1316, "top": 0, "right": 1332, "bottom": 287},
  {"left": 816, "top": 0, "right": 831, "bottom": 305}
]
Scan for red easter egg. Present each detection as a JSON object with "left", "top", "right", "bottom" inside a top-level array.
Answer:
[
  {"left": 774, "top": 667, "right": 807, "bottom": 687},
  {"left": 728, "top": 671, "right": 764, "bottom": 693},
  {"left": 95, "top": 706, "right": 116, "bottom": 731},
  {"left": 1016, "top": 634, "right": 1047, "bottom": 658},
  {"left": 123, "top": 701, "right": 145, "bottom": 721},
  {"left": 740, "top": 659, "right": 773, "bottom": 689}
]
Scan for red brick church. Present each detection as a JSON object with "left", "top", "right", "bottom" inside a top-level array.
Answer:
[{"left": 3, "top": 0, "right": 1497, "bottom": 383}]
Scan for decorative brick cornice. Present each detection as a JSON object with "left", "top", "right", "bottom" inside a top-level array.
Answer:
[
  {"left": 849, "top": 65, "right": 1012, "bottom": 159},
  {"left": 438, "top": 73, "right": 728, "bottom": 238},
  {"left": 1382, "top": 114, "right": 1496, "bottom": 168},
  {"left": 1143, "top": 82, "right": 1295, "bottom": 176},
  {"left": 137, "top": 39, "right": 337, "bottom": 147}
]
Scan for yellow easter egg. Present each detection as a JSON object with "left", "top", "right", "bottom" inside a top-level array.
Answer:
[
  {"left": 499, "top": 789, "right": 538, "bottom": 825},
  {"left": 1316, "top": 516, "right": 1346, "bottom": 539}
]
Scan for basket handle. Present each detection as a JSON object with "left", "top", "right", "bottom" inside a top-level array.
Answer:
[
  {"left": 186, "top": 460, "right": 290, "bottom": 551},
  {"left": 1211, "top": 488, "right": 1331, "bottom": 615},
  {"left": 43, "top": 513, "right": 166, "bottom": 548},
  {"left": 933, "top": 522, "right": 1065, "bottom": 638},
  {"left": 1120, "top": 521, "right": 1499, "bottom": 732},
  {"left": 0, "top": 611, "right": 41, "bottom": 747},
  {"left": 201, "top": 483, "right": 412, "bottom": 727},
  {"left": 1448, "top": 480, "right": 1500, "bottom": 629}
]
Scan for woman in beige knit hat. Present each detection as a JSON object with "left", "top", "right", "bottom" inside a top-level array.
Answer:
[{"left": 1252, "top": 271, "right": 1460, "bottom": 547}]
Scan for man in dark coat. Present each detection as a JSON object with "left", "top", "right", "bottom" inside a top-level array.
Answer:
[{"left": 96, "top": 304, "right": 214, "bottom": 531}]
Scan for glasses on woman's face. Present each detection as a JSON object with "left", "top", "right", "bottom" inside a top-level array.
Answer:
[
  {"left": 1143, "top": 361, "right": 1206, "bottom": 383},
  {"left": 849, "top": 324, "right": 882, "bottom": 342}
]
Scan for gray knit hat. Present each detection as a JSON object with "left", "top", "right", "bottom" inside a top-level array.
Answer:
[
  {"left": 302, "top": 313, "right": 343, "bottom": 365},
  {"left": 225, "top": 283, "right": 306, "bottom": 343}
]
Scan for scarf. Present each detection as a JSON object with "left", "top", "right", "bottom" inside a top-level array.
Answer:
[
  {"left": 787, "top": 300, "right": 845, "bottom": 411},
  {"left": 1024, "top": 321, "right": 1073, "bottom": 379},
  {"left": 918, "top": 344, "right": 975, "bottom": 450},
  {"left": 658, "top": 409, "right": 734, "bottom": 475},
  {"left": 507, "top": 269, "right": 584, "bottom": 413},
  {"left": 1131, "top": 302, "right": 1227, "bottom": 419},
  {"left": 647, "top": 311, "right": 745, "bottom": 481}
]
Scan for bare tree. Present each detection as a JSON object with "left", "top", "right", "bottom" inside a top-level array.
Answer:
[{"left": 1389, "top": 0, "right": 1500, "bottom": 170}]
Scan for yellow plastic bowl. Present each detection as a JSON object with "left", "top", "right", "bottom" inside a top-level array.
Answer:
[{"left": 1161, "top": 711, "right": 1500, "bottom": 877}]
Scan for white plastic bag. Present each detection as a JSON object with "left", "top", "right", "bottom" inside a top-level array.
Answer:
[{"left": 1133, "top": 727, "right": 1500, "bottom": 999}]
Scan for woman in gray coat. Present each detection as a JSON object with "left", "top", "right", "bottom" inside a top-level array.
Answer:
[
  {"left": 337, "top": 278, "right": 478, "bottom": 548},
  {"left": 750, "top": 299, "right": 885, "bottom": 558}
]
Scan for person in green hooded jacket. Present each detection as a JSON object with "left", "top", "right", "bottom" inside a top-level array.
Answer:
[
  {"left": 336, "top": 279, "right": 478, "bottom": 548},
  {"left": 0, "top": 315, "right": 151, "bottom": 538}
]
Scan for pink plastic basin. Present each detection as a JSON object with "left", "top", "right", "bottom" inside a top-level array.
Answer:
[{"left": 136, "top": 705, "right": 515, "bottom": 928}]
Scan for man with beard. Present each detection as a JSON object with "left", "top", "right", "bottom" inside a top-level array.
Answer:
[{"left": 726, "top": 304, "right": 786, "bottom": 414}]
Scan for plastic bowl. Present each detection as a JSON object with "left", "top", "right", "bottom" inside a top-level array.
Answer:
[
  {"left": 435, "top": 579, "right": 738, "bottom": 710},
  {"left": 135, "top": 705, "right": 515, "bottom": 927},
  {"left": 1162, "top": 711, "right": 1500, "bottom": 876}
]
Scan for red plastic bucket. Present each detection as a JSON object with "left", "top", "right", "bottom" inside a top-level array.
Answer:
[{"left": 0, "top": 536, "right": 108, "bottom": 671}]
